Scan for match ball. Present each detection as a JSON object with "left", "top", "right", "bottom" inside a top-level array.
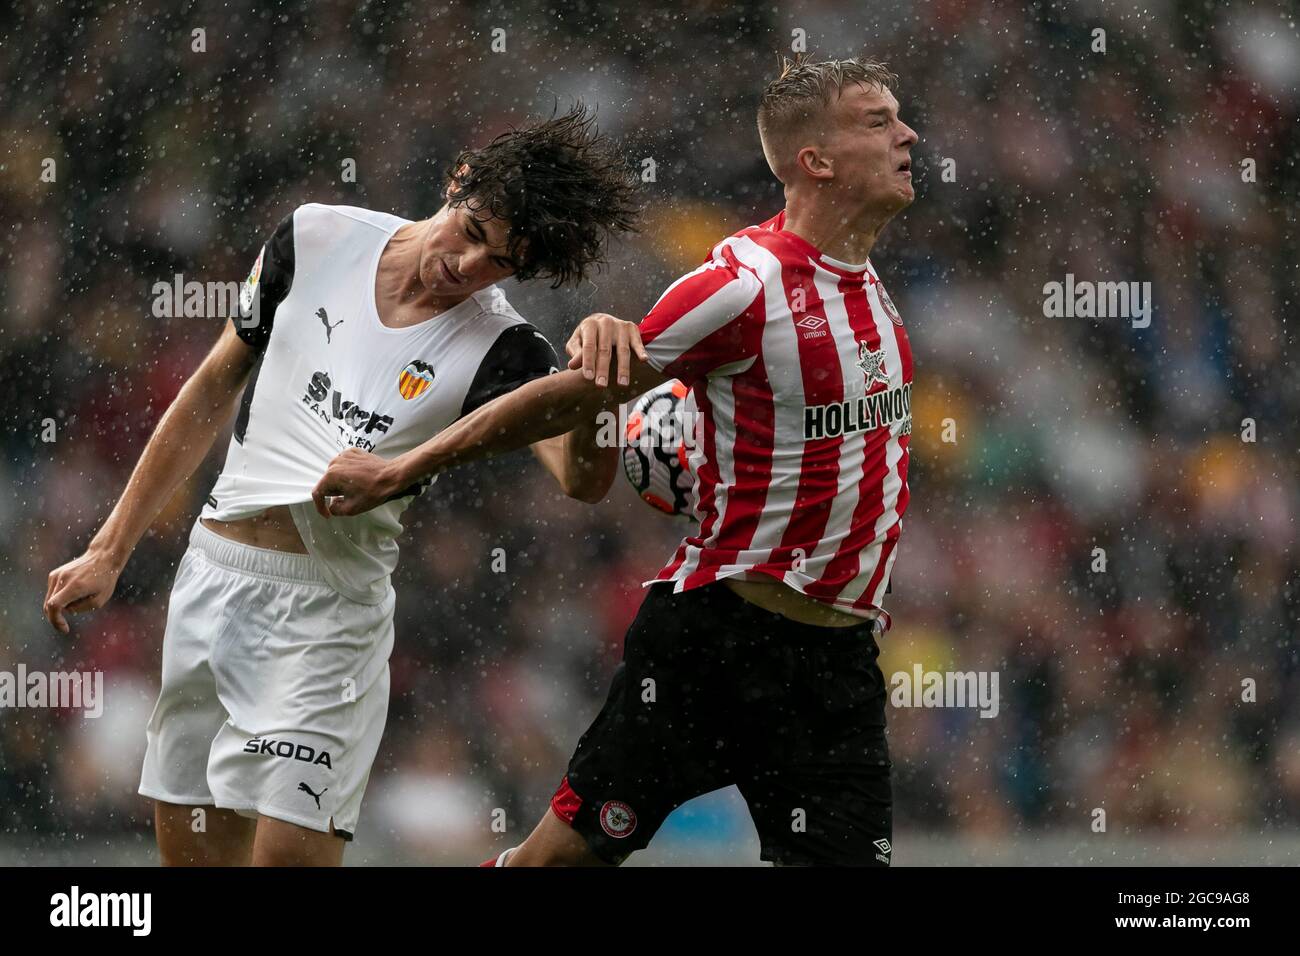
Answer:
[{"left": 621, "top": 379, "right": 696, "bottom": 517}]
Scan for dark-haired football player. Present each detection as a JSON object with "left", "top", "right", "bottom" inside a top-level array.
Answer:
[{"left": 44, "top": 106, "right": 638, "bottom": 867}]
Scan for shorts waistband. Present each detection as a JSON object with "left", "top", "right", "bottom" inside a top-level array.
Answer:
[
  {"left": 676, "top": 581, "right": 885, "bottom": 642},
  {"left": 189, "top": 519, "right": 328, "bottom": 586}
]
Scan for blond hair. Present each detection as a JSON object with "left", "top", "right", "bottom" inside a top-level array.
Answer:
[{"left": 757, "top": 55, "right": 899, "bottom": 181}]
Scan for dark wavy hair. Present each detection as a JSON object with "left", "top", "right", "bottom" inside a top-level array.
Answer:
[{"left": 445, "top": 105, "right": 639, "bottom": 288}]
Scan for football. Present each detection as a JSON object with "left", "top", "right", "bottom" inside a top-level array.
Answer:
[{"left": 622, "top": 379, "right": 696, "bottom": 516}]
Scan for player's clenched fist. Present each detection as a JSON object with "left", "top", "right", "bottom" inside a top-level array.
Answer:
[
  {"left": 45, "top": 550, "right": 123, "bottom": 634},
  {"left": 312, "top": 447, "right": 405, "bottom": 519},
  {"left": 565, "top": 312, "right": 648, "bottom": 388}
]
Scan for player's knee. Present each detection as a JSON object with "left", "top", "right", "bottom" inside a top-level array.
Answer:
[
  {"left": 251, "top": 815, "right": 345, "bottom": 867},
  {"left": 508, "top": 814, "right": 610, "bottom": 867},
  {"left": 155, "top": 803, "right": 254, "bottom": 866},
  {"left": 509, "top": 842, "right": 607, "bottom": 867}
]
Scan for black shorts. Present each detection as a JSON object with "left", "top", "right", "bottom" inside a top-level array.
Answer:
[{"left": 550, "top": 582, "right": 892, "bottom": 866}]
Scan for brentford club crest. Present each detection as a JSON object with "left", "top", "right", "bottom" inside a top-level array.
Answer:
[
  {"left": 599, "top": 800, "right": 637, "bottom": 838},
  {"left": 876, "top": 282, "right": 904, "bottom": 326},
  {"left": 856, "top": 342, "right": 890, "bottom": 387}
]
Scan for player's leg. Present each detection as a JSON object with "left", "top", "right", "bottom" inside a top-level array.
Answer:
[
  {"left": 499, "top": 584, "right": 737, "bottom": 867},
  {"left": 251, "top": 815, "right": 346, "bottom": 867},
  {"left": 139, "top": 530, "right": 248, "bottom": 866},
  {"left": 155, "top": 801, "right": 256, "bottom": 866},
  {"left": 503, "top": 807, "right": 608, "bottom": 866},
  {"left": 731, "top": 597, "right": 893, "bottom": 866},
  {"left": 742, "top": 752, "right": 892, "bottom": 867}
]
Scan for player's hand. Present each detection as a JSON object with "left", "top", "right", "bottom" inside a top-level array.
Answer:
[
  {"left": 565, "top": 313, "right": 648, "bottom": 388},
  {"left": 44, "top": 549, "right": 123, "bottom": 634},
  {"left": 312, "top": 448, "right": 404, "bottom": 518}
]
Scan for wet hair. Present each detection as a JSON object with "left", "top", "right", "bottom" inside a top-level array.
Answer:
[
  {"left": 757, "top": 54, "right": 900, "bottom": 180},
  {"left": 445, "top": 105, "right": 639, "bottom": 287}
]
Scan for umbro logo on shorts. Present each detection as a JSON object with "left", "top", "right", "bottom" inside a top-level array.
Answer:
[
  {"left": 873, "top": 838, "right": 892, "bottom": 865},
  {"left": 243, "top": 737, "right": 333, "bottom": 769},
  {"left": 599, "top": 800, "right": 637, "bottom": 838}
]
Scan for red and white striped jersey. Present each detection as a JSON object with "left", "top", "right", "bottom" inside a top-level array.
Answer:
[{"left": 639, "top": 211, "right": 913, "bottom": 627}]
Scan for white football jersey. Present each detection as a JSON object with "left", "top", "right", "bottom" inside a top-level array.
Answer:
[{"left": 202, "top": 204, "right": 560, "bottom": 604}]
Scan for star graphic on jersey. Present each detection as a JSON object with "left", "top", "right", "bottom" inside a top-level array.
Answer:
[{"left": 856, "top": 342, "right": 889, "bottom": 387}]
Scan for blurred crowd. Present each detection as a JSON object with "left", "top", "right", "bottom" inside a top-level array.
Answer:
[{"left": 1, "top": 0, "right": 1297, "bottom": 862}]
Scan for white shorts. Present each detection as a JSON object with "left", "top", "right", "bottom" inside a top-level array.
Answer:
[{"left": 139, "top": 520, "right": 395, "bottom": 839}]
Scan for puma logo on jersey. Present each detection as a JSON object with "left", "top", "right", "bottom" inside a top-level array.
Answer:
[
  {"left": 317, "top": 306, "right": 344, "bottom": 343},
  {"left": 398, "top": 359, "right": 435, "bottom": 400},
  {"left": 298, "top": 781, "right": 328, "bottom": 809}
]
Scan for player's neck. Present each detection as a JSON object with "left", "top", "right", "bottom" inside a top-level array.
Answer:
[
  {"left": 376, "top": 223, "right": 470, "bottom": 325},
  {"left": 782, "top": 195, "right": 889, "bottom": 265}
]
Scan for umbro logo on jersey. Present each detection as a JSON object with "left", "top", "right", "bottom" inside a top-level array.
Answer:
[
  {"left": 398, "top": 359, "right": 435, "bottom": 400},
  {"left": 317, "top": 306, "right": 344, "bottom": 343},
  {"left": 796, "top": 315, "right": 829, "bottom": 339}
]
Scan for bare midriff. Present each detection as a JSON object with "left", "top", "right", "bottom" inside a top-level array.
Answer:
[
  {"left": 723, "top": 577, "right": 874, "bottom": 628},
  {"left": 201, "top": 511, "right": 871, "bottom": 625},
  {"left": 201, "top": 505, "right": 308, "bottom": 553}
]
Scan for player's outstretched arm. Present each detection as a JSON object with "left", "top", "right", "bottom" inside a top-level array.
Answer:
[
  {"left": 530, "top": 421, "right": 620, "bottom": 504},
  {"left": 529, "top": 313, "right": 652, "bottom": 503},
  {"left": 312, "top": 314, "right": 667, "bottom": 517},
  {"left": 43, "top": 323, "right": 259, "bottom": 633}
]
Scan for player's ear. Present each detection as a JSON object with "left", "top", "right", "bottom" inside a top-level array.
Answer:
[
  {"left": 795, "top": 145, "right": 833, "bottom": 181},
  {"left": 445, "top": 163, "right": 471, "bottom": 202}
]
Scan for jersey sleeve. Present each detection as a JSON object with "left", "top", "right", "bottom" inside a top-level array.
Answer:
[
  {"left": 234, "top": 210, "right": 296, "bottom": 352},
  {"left": 638, "top": 244, "right": 764, "bottom": 387},
  {"left": 459, "top": 323, "right": 561, "bottom": 418}
]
